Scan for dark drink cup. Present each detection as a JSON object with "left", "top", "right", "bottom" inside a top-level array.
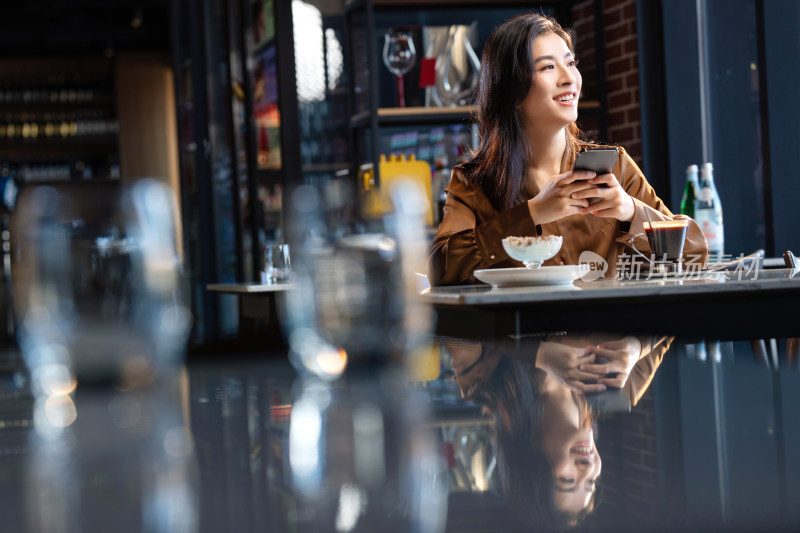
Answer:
[
  {"left": 643, "top": 220, "right": 689, "bottom": 262},
  {"left": 630, "top": 219, "right": 690, "bottom": 274}
]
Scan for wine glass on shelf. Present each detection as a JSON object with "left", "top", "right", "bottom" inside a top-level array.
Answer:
[{"left": 382, "top": 31, "right": 416, "bottom": 108}]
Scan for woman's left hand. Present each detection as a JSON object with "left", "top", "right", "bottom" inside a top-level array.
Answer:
[
  {"left": 570, "top": 173, "right": 635, "bottom": 222},
  {"left": 578, "top": 336, "right": 642, "bottom": 389}
]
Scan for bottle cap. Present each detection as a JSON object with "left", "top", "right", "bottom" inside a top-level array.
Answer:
[
  {"left": 686, "top": 164, "right": 698, "bottom": 173},
  {"left": 701, "top": 162, "right": 713, "bottom": 173}
]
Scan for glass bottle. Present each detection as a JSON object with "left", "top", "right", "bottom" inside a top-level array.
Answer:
[
  {"left": 680, "top": 164, "right": 698, "bottom": 219},
  {"left": 694, "top": 162, "right": 724, "bottom": 258}
]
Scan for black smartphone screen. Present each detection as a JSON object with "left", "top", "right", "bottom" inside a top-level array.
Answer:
[{"left": 573, "top": 148, "right": 619, "bottom": 175}]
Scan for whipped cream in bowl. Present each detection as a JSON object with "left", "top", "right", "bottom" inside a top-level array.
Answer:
[{"left": 501, "top": 235, "right": 563, "bottom": 269}]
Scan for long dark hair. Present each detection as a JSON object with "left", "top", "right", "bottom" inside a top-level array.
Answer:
[
  {"left": 472, "top": 355, "right": 597, "bottom": 531},
  {"left": 462, "top": 13, "right": 582, "bottom": 212}
]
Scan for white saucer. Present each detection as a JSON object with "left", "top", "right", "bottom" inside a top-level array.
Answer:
[
  {"left": 619, "top": 269, "right": 726, "bottom": 282},
  {"left": 474, "top": 265, "right": 589, "bottom": 288}
]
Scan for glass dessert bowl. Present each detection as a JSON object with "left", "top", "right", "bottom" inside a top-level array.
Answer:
[{"left": 501, "top": 235, "right": 563, "bottom": 269}]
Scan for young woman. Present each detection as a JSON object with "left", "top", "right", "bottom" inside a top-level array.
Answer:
[{"left": 428, "top": 13, "right": 708, "bottom": 286}]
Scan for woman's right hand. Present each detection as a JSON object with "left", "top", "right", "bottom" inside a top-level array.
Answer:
[
  {"left": 535, "top": 340, "right": 607, "bottom": 393},
  {"left": 528, "top": 170, "right": 597, "bottom": 225}
]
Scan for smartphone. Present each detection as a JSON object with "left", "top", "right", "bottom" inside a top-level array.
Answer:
[
  {"left": 574, "top": 147, "right": 619, "bottom": 174},
  {"left": 585, "top": 387, "right": 631, "bottom": 414},
  {"left": 573, "top": 148, "right": 619, "bottom": 203}
]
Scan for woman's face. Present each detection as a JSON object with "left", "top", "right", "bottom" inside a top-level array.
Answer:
[
  {"left": 517, "top": 32, "right": 582, "bottom": 131},
  {"left": 541, "top": 389, "right": 601, "bottom": 515}
]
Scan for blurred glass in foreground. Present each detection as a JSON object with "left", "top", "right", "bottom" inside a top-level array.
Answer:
[
  {"left": 11, "top": 179, "right": 195, "bottom": 533},
  {"left": 285, "top": 177, "right": 431, "bottom": 376},
  {"left": 283, "top": 176, "right": 446, "bottom": 531},
  {"left": 288, "top": 375, "right": 447, "bottom": 533}
]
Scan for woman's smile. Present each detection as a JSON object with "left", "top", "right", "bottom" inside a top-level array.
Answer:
[
  {"left": 570, "top": 440, "right": 593, "bottom": 456},
  {"left": 554, "top": 91, "right": 578, "bottom": 106}
]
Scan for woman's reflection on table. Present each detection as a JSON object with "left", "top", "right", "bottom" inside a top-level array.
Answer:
[
  {"left": 445, "top": 332, "right": 672, "bottom": 530},
  {"left": 539, "top": 367, "right": 599, "bottom": 523}
]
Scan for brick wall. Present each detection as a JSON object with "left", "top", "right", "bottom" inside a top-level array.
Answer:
[
  {"left": 619, "top": 390, "right": 660, "bottom": 517},
  {"left": 593, "top": 387, "right": 661, "bottom": 530},
  {"left": 570, "top": 1, "right": 599, "bottom": 137},
  {"left": 571, "top": 0, "right": 642, "bottom": 165}
]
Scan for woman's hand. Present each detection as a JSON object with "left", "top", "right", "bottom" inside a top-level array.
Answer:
[
  {"left": 570, "top": 173, "right": 635, "bottom": 222},
  {"left": 528, "top": 170, "right": 598, "bottom": 225},
  {"left": 579, "top": 336, "right": 642, "bottom": 389},
  {"left": 535, "top": 341, "right": 607, "bottom": 393}
]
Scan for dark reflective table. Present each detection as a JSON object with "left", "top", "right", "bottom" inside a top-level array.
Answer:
[
  {"left": 427, "top": 269, "right": 800, "bottom": 340},
  {"left": 2, "top": 332, "right": 799, "bottom": 533}
]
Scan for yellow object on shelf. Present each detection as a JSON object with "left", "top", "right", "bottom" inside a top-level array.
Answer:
[
  {"left": 378, "top": 154, "right": 433, "bottom": 225},
  {"left": 359, "top": 162, "right": 387, "bottom": 218}
]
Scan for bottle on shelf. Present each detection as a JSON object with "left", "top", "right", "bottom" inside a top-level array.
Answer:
[
  {"left": 358, "top": 163, "right": 383, "bottom": 219},
  {"left": 694, "top": 162, "right": 724, "bottom": 259},
  {"left": 680, "top": 164, "right": 698, "bottom": 219},
  {"left": 430, "top": 160, "right": 449, "bottom": 226}
]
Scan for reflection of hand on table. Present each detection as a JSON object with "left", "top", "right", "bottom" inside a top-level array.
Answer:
[
  {"left": 535, "top": 341, "right": 606, "bottom": 394},
  {"left": 579, "top": 336, "right": 642, "bottom": 389}
]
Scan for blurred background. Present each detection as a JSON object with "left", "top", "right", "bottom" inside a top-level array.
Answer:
[{"left": 0, "top": 0, "right": 797, "bottom": 346}]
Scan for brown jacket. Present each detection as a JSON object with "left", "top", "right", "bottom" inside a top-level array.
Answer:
[{"left": 428, "top": 145, "right": 709, "bottom": 286}]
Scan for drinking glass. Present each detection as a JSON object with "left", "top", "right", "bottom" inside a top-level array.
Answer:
[
  {"left": 382, "top": 31, "right": 416, "bottom": 107},
  {"left": 629, "top": 219, "right": 690, "bottom": 274},
  {"left": 284, "top": 179, "right": 431, "bottom": 376},
  {"left": 12, "top": 179, "right": 195, "bottom": 533},
  {"left": 281, "top": 178, "right": 446, "bottom": 532},
  {"left": 262, "top": 243, "right": 291, "bottom": 283}
]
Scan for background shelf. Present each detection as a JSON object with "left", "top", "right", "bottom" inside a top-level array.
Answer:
[{"left": 351, "top": 105, "right": 475, "bottom": 128}]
